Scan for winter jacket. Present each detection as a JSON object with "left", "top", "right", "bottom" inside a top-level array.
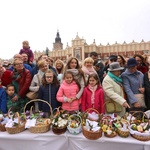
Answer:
[
  {"left": 81, "top": 85, "right": 105, "bottom": 113},
  {"left": 1, "top": 70, "right": 12, "bottom": 87},
  {"left": 57, "top": 80, "right": 80, "bottom": 111},
  {"left": 11, "top": 69, "right": 32, "bottom": 98},
  {"left": 19, "top": 48, "right": 34, "bottom": 62},
  {"left": 0, "top": 87, "right": 7, "bottom": 113},
  {"left": 38, "top": 84, "right": 61, "bottom": 112},
  {"left": 102, "top": 75, "right": 126, "bottom": 116},
  {"left": 121, "top": 69, "right": 144, "bottom": 105}
]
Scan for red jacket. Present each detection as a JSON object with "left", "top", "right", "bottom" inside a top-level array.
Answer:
[
  {"left": 11, "top": 69, "right": 32, "bottom": 98},
  {"left": 81, "top": 85, "right": 105, "bottom": 113},
  {"left": 1, "top": 70, "right": 12, "bottom": 87}
]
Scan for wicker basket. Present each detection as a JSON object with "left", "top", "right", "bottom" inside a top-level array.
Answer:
[
  {"left": 104, "top": 131, "right": 117, "bottom": 138},
  {"left": 24, "top": 99, "right": 52, "bottom": 133},
  {"left": 82, "top": 108, "right": 102, "bottom": 140},
  {"left": 129, "top": 111, "right": 150, "bottom": 141},
  {"left": 0, "top": 124, "right": 6, "bottom": 131},
  {"left": 67, "top": 114, "right": 82, "bottom": 135},
  {"left": 117, "top": 120, "right": 129, "bottom": 138},
  {"left": 52, "top": 107, "right": 68, "bottom": 135},
  {"left": 5, "top": 112, "right": 26, "bottom": 134}
]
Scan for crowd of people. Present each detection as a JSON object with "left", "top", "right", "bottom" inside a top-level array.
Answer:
[{"left": 0, "top": 40, "right": 150, "bottom": 117}]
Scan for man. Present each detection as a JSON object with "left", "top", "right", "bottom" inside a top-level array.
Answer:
[{"left": 9, "top": 54, "right": 32, "bottom": 74}]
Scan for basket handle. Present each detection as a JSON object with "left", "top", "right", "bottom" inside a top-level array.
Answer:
[
  {"left": 24, "top": 99, "right": 53, "bottom": 118},
  {"left": 68, "top": 114, "right": 82, "bottom": 123},
  {"left": 129, "top": 111, "right": 148, "bottom": 124},
  {"left": 103, "top": 100, "right": 117, "bottom": 113}
]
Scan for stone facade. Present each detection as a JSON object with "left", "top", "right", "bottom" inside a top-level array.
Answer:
[{"left": 34, "top": 33, "right": 150, "bottom": 62}]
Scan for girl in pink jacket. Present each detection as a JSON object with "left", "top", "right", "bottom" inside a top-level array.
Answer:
[
  {"left": 57, "top": 70, "right": 81, "bottom": 112},
  {"left": 81, "top": 73, "right": 105, "bottom": 113}
]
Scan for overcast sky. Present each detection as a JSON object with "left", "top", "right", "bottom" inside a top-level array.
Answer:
[{"left": 0, "top": 0, "right": 150, "bottom": 59}]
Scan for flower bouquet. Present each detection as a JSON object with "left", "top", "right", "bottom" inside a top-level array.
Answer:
[
  {"left": 82, "top": 108, "right": 102, "bottom": 140},
  {"left": 52, "top": 108, "right": 68, "bottom": 135},
  {"left": 24, "top": 99, "right": 52, "bottom": 133},
  {"left": 129, "top": 111, "right": 150, "bottom": 141}
]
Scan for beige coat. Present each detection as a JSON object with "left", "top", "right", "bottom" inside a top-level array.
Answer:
[{"left": 102, "top": 75, "right": 126, "bottom": 116}]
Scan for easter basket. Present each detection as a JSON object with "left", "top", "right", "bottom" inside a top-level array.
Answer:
[
  {"left": 114, "top": 119, "right": 129, "bottom": 138},
  {"left": 5, "top": 111, "right": 26, "bottom": 134},
  {"left": 67, "top": 113, "right": 82, "bottom": 135},
  {"left": 129, "top": 111, "right": 150, "bottom": 141},
  {"left": 0, "top": 114, "right": 7, "bottom": 131},
  {"left": 24, "top": 99, "right": 52, "bottom": 133},
  {"left": 52, "top": 107, "right": 69, "bottom": 135},
  {"left": 102, "top": 115, "right": 117, "bottom": 138},
  {"left": 82, "top": 108, "right": 102, "bottom": 140}
]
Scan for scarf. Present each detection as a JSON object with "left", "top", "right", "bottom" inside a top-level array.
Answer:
[
  {"left": 82, "top": 66, "right": 96, "bottom": 75},
  {"left": 107, "top": 71, "right": 122, "bottom": 84},
  {"left": 88, "top": 85, "right": 97, "bottom": 105},
  {"left": 38, "top": 70, "right": 45, "bottom": 77}
]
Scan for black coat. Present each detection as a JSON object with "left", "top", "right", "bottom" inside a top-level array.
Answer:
[{"left": 144, "top": 72, "right": 150, "bottom": 110}]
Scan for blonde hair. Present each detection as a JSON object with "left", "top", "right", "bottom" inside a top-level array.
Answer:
[
  {"left": 22, "top": 40, "right": 29, "bottom": 45},
  {"left": 55, "top": 59, "right": 65, "bottom": 73},
  {"left": 37, "top": 60, "right": 47, "bottom": 68},
  {"left": 83, "top": 57, "right": 94, "bottom": 66}
]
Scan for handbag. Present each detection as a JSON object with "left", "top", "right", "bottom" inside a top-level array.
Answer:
[
  {"left": 133, "top": 74, "right": 146, "bottom": 108},
  {"left": 26, "top": 74, "right": 41, "bottom": 100},
  {"left": 104, "top": 100, "right": 122, "bottom": 113},
  {"left": 26, "top": 91, "right": 38, "bottom": 99},
  {"left": 134, "top": 94, "right": 146, "bottom": 108}
]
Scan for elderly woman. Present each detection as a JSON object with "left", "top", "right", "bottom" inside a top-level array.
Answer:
[
  {"left": 82, "top": 57, "right": 97, "bottom": 82},
  {"left": 102, "top": 62, "right": 130, "bottom": 116},
  {"left": 11, "top": 58, "right": 32, "bottom": 112},
  {"left": 121, "top": 58, "right": 146, "bottom": 110}
]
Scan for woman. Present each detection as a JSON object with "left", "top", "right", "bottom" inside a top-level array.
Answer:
[
  {"left": 117, "top": 55, "right": 126, "bottom": 73},
  {"left": 102, "top": 62, "right": 130, "bottom": 116},
  {"left": 134, "top": 54, "right": 148, "bottom": 74},
  {"left": 121, "top": 58, "right": 146, "bottom": 110},
  {"left": 11, "top": 58, "right": 32, "bottom": 112},
  {"left": 29, "top": 60, "right": 48, "bottom": 92},
  {"left": 144, "top": 56, "right": 150, "bottom": 110},
  {"left": 55, "top": 59, "right": 65, "bottom": 81},
  {"left": 81, "top": 57, "right": 97, "bottom": 82},
  {"left": 64, "top": 57, "right": 85, "bottom": 101}
]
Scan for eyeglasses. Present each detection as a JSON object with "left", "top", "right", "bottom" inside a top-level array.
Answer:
[
  {"left": 45, "top": 76, "right": 53, "bottom": 78},
  {"left": 15, "top": 63, "right": 23, "bottom": 66},
  {"left": 42, "top": 65, "right": 48, "bottom": 68}
]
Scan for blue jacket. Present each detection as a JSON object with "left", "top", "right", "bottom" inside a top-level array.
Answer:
[
  {"left": 121, "top": 69, "right": 144, "bottom": 105},
  {"left": 0, "top": 87, "right": 7, "bottom": 113},
  {"left": 38, "top": 84, "right": 61, "bottom": 112}
]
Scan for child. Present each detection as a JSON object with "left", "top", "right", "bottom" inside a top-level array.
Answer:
[
  {"left": 19, "top": 40, "right": 34, "bottom": 64},
  {"left": 6, "top": 84, "right": 20, "bottom": 112},
  {"left": 81, "top": 73, "right": 105, "bottom": 113},
  {"left": 56, "top": 70, "right": 81, "bottom": 112},
  {"left": 0, "top": 80, "right": 7, "bottom": 114},
  {"left": 38, "top": 69, "right": 61, "bottom": 117}
]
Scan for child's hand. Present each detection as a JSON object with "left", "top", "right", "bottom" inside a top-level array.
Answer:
[
  {"left": 67, "top": 98, "right": 73, "bottom": 103},
  {"left": 11, "top": 95, "right": 18, "bottom": 102}
]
